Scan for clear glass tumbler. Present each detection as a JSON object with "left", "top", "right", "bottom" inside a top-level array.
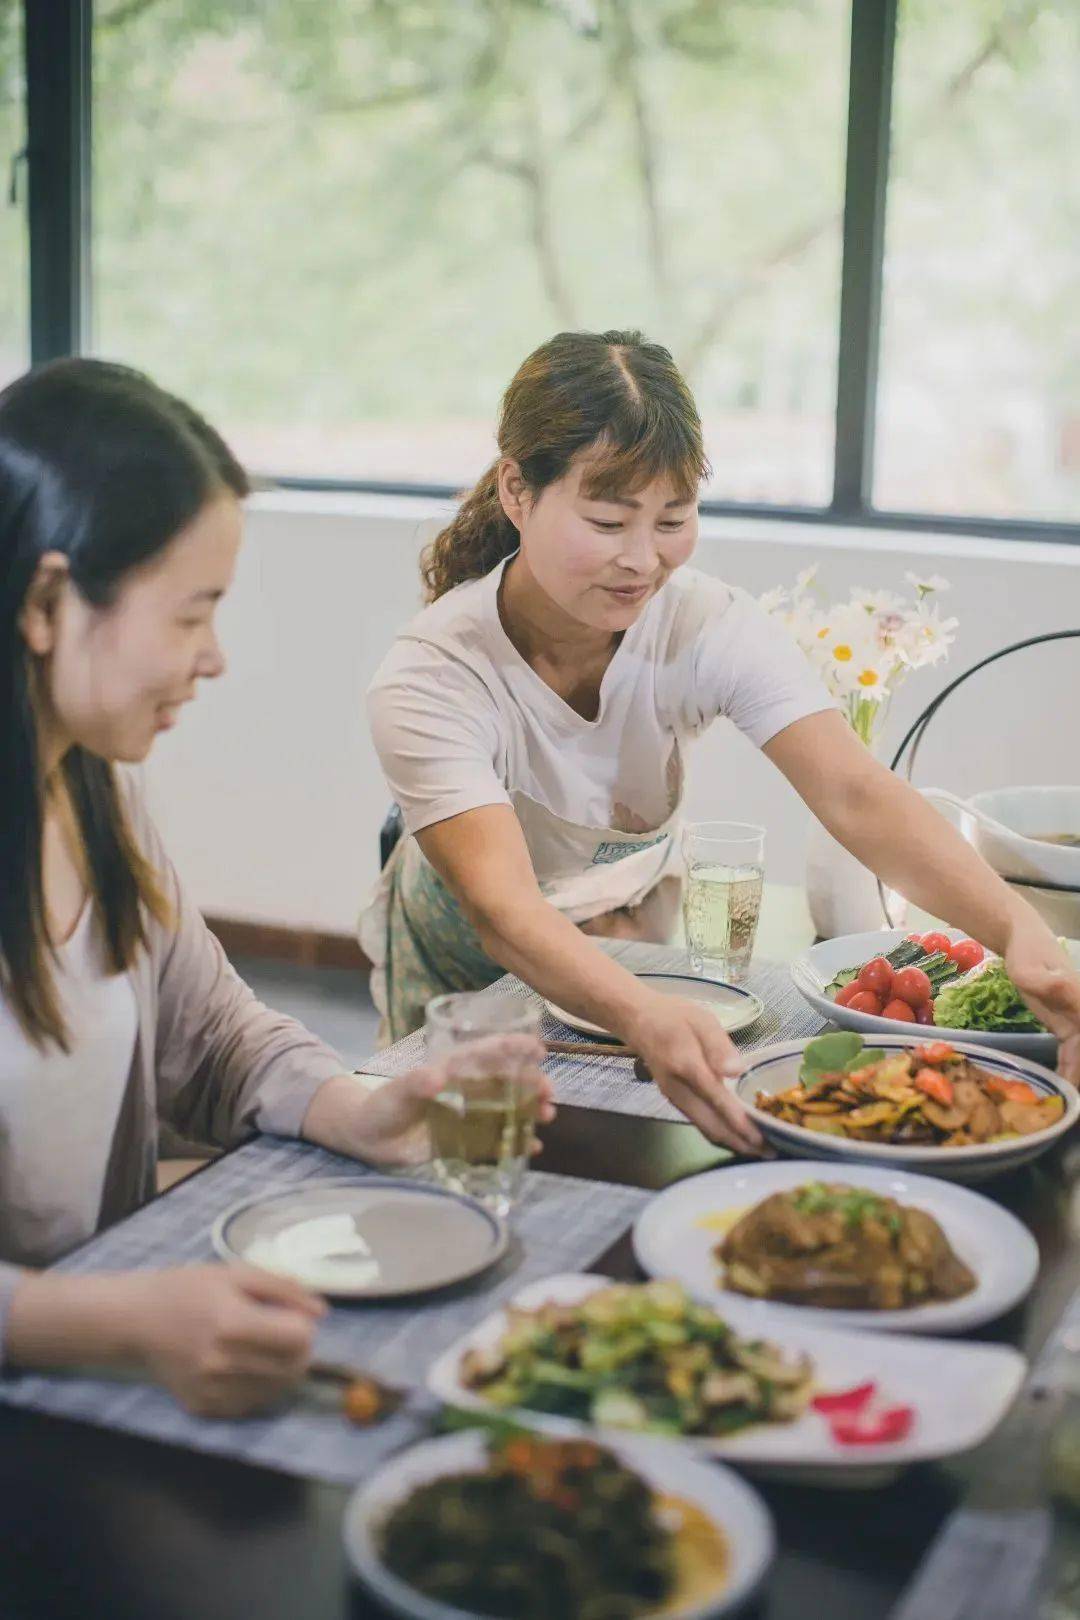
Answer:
[
  {"left": 681, "top": 821, "right": 766, "bottom": 983},
  {"left": 424, "top": 993, "right": 543, "bottom": 1218}
]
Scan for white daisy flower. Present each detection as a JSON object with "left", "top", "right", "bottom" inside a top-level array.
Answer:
[
  {"left": 758, "top": 586, "right": 788, "bottom": 614},
  {"left": 850, "top": 587, "right": 904, "bottom": 616},
  {"left": 904, "top": 571, "right": 951, "bottom": 597},
  {"left": 794, "top": 564, "right": 819, "bottom": 595}
]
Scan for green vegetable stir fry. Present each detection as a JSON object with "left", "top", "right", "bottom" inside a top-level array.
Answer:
[{"left": 460, "top": 1280, "right": 814, "bottom": 1437}]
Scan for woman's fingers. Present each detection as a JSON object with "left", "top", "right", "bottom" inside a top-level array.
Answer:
[
  {"left": 232, "top": 1264, "right": 326, "bottom": 1318},
  {"left": 657, "top": 1070, "right": 761, "bottom": 1154}
]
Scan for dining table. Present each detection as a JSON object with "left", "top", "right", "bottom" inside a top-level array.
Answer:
[{"left": 3, "top": 888, "right": 1080, "bottom": 1620}]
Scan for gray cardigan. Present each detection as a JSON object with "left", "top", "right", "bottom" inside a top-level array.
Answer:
[{"left": 0, "top": 783, "right": 346, "bottom": 1359}]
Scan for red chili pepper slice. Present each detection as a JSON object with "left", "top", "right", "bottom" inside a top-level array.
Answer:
[
  {"left": 829, "top": 1404, "right": 915, "bottom": 1446},
  {"left": 811, "top": 1381, "right": 877, "bottom": 1415}
]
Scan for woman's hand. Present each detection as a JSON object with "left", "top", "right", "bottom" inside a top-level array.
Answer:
[
  {"left": 620, "top": 994, "right": 762, "bottom": 1153},
  {"left": 123, "top": 1264, "right": 325, "bottom": 1418},
  {"left": 302, "top": 1034, "right": 554, "bottom": 1168},
  {"left": 1004, "top": 924, "right": 1080, "bottom": 1085}
]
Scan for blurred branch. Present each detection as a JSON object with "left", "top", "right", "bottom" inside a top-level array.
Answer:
[
  {"left": 97, "top": 0, "right": 167, "bottom": 28},
  {"left": 609, "top": 0, "right": 668, "bottom": 301},
  {"left": 472, "top": 106, "right": 579, "bottom": 326},
  {"left": 683, "top": 210, "right": 839, "bottom": 379}
]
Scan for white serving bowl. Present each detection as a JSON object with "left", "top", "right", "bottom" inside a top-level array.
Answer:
[
  {"left": 343, "top": 1428, "right": 775, "bottom": 1620},
  {"left": 733, "top": 1035, "right": 1078, "bottom": 1182},
  {"left": 790, "top": 928, "right": 1080, "bottom": 1064},
  {"left": 924, "top": 786, "right": 1080, "bottom": 939}
]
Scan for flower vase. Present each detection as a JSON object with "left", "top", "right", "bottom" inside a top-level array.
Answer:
[{"left": 805, "top": 817, "right": 908, "bottom": 940}]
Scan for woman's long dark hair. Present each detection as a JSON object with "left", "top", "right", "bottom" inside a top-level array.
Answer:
[
  {"left": 0, "top": 359, "right": 248, "bottom": 1047},
  {"left": 422, "top": 329, "right": 709, "bottom": 601}
]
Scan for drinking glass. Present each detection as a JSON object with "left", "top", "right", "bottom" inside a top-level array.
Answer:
[
  {"left": 681, "top": 821, "right": 766, "bottom": 983},
  {"left": 424, "top": 993, "right": 542, "bottom": 1218}
]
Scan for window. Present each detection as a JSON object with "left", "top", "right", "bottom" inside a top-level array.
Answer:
[
  {"left": 875, "top": 0, "right": 1080, "bottom": 522},
  {"left": 0, "top": 0, "right": 27, "bottom": 389},
  {"left": 91, "top": 0, "right": 849, "bottom": 504}
]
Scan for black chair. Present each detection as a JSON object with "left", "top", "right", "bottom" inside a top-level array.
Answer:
[{"left": 380, "top": 804, "right": 404, "bottom": 869}]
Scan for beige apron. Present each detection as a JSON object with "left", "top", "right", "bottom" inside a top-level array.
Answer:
[{"left": 362, "top": 789, "right": 682, "bottom": 1043}]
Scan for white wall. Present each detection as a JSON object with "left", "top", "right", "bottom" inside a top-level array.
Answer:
[{"left": 141, "top": 492, "right": 1080, "bottom": 934}]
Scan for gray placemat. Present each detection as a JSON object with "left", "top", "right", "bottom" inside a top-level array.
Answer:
[
  {"left": 0, "top": 1135, "right": 648, "bottom": 1486},
  {"left": 359, "top": 941, "right": 827, "bottom": 1123}
]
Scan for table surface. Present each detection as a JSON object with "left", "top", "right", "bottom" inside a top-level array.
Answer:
[{"left": 3, "top": 902, "right": 1078, "bottom": 1620}]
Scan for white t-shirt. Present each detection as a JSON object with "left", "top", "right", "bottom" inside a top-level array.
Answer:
[
  {"left": 366, "top": 558, "right": 833, "bottom": 922},
  {"left": 0, "top": 901, "right": 137, "bottom": 1265}
]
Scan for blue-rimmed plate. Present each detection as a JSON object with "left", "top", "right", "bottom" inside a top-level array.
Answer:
[
  {"left": 733, "top": 1036, "right": 1078, "bottom": 1182},
  {"left": 545, "top": 971, "right": 764, "bottom": 1042}
]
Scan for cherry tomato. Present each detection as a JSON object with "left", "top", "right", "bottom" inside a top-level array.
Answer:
[
  {"left": 834, "top": 982, "right": 864, "bottom": 1008},
  {"left": 905, "top": 934, "right": 923, "bottom": 943},
  {"left": 882, "top": 998, "right": 917, "bottom": 1022},
  {"left": 891, "top": 966, "right": 933, "bottom": 1008},
  {"left": 947, "top": 938, "right": 985, "bottom": 973},
  {"left": 920, "top": 932, "right": 953, "bottom": 956},
  {"left": 847, "top": 990, "right": 883, "bottom": 1017},
  {"left": 914, "top": 1001, "right": 936, "bottom": 1025},
  {"left": 856, "top": 957, "right": 894, "bottom": 998}
]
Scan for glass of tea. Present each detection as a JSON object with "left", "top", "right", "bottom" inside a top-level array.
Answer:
[
  {"left": 681, "top": 821, "right": 766, "bottom": 983},
  {"left": 423, "top": 993, "right": 544, "bottom": 1218}
]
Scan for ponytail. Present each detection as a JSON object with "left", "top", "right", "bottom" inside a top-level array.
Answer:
[{"left": 421, "top": 462, "right": 519, "bottom": 602}]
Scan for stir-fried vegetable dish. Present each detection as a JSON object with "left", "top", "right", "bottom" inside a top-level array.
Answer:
[
  {"left": 459, "top": 1279, "right": 814, "bottom": 1437},
  {"left": 379, "top": 1432, "right": 682, "bottom": 1620},
  {"left": 757, "top": 1033, "right": 1064, "bottom": 1147}
]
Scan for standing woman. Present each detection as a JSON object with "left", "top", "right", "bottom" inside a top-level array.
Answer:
[
  {"left": 362, "top": 329, "right": 1080, "bottom": 1147},
  {"left": 0, "top": 359, "right": 548, "bottom": 1415}
]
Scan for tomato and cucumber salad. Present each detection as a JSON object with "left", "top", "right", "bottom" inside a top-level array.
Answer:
[{"left": 826, "top": 934, "right": 987, "bottom": 1027}]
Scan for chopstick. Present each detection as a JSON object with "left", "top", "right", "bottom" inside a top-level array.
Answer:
[{"left": 544, "top": 1038, "right": 636, "bottom": 1059}]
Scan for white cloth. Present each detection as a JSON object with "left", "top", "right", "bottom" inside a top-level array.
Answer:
[
  {"left": 365, "top": 559, "right": 833, "bottom": 926},
  {"left": 0, "top": 902, "right": 137, "bottom": 1265}
]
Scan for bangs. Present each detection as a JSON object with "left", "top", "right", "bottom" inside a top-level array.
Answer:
[{"left": 576, "top": 400, "right": 709, "bottom": 505}]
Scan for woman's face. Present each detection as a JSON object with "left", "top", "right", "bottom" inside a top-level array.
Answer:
[
  {"left": 506, "top": 455, "right": 699, "bottom": 632},
  {"left": 29, "top": 493, "right": 241, "bottom": 765}
]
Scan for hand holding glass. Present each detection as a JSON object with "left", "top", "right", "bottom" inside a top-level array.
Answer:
[{"left": 423, "top": 994, "right": 545, "bottom": 1217}]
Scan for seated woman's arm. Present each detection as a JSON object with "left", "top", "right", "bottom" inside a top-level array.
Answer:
[
  {"left": 764, "top": 709, "right": 1080, "bottom": 1080},
  {"left": 418, "top": 805, "right": 760, "bottom": 1151}
]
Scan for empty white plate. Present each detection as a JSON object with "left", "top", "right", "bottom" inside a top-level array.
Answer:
[
  {"left": 545, "top": 971, "right": 764, "bottom": 1041},
  {"left": 632, "top": 1160, "right": 1039, "bottom": 1335}
]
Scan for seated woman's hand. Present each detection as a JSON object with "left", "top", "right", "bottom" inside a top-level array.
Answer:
[
  {"left": 123, "top": 1264, "right": 325, "bottom": 1418},
  {"left": 302, "top": 1033, "right": 554, "bottom": 1168},
  {"left": 621, "top": 993, "right": 762, "bottom": 1154}
]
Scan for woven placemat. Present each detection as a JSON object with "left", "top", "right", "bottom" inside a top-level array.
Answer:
[
  {"left": 0, "top": 1135, "right": 649, "bottom": 1486},
  {"left": 358, "top": 941, "right": 827, "bottom": 1123}
]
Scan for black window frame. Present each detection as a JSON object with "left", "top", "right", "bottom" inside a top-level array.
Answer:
[{"left": 19, "top": 0, "right": 1080, "bottom": 545}]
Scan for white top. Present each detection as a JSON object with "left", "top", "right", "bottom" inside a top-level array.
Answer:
[
  {"left": 366, "top": 559, "right": 833, "bottom": 921},
  {"left": 0, "top": 902, "right": 138, "bottom": 1266}
]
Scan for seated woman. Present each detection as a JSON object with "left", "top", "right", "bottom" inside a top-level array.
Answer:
[
  {"left": 362, "top": 328, "right": 1080, "bottom": 1149},
  {"left": 0, "top": 359, "right": 549, "bottom": 1417}
]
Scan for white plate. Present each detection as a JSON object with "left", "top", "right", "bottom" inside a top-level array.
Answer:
[
  {"left": 427, "top": 1272, "right": 1026, "bottom": 1479},
  {"left": 734, "top": 1036, "right": 1078, "bottom": 1183},
  {"left": 211, "top": 1178, "right": 508, "bottom": 1298},
  {"left": 546, "top": 971, "right": 764, "bottom": 1041},
  {"left": 631, "top": 1160, "right": 1038, "bottom": 1334},
  {"left": 791, "top": 929, "right": 1080, "bottom": 1063},
  {"left": 343, "top": 1429, "right": 774, "bottom": 1620}
]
